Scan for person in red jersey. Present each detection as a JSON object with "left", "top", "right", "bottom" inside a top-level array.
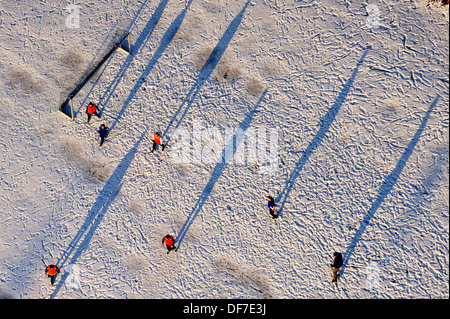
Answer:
[
  {"left": 162, "top": 234, "right": 177, "bottom": 254},
  {"left": 151, "top": 132, "right": 165, "bottom": 153},
  {"left": 45, "top": 264, "right": 60, "bottom": 285}
]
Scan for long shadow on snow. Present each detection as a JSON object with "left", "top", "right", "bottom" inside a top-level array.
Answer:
[
  {"left": 162, "top": 0, "right": 251, "bottom": 139},
  {"left": 338, "top": 95, "right": 440, "bottom": 279},
  {"left": 176, "top": 89, "right": 268, "bottom": 250},
  {"left": 49, "top": 130, "right": 147, "bottom": 299},
  {"left": 108, "top": 0, "right": 193, "bottom": 135},
  {"left": 95, "top": 0, "right": 169, "bottom": 117},
  {"left": 274, "top": 48, "right": 370, "bottom": 217},
  {"left": 75, "top": 0, "right": 159, "bottom": 117}
]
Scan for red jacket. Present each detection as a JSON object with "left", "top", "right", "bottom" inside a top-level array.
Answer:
[
  {"left": 154, "top": 133, "right": 162, "bottom": 145},
  {"left": 163, "top": 236, "right": 174, "bottom": 246},
  {"left": 87, "top": 104, "right": 97, "bottom": 114},
  {"left": 46, "top": 265, "right": 60, "bottom": 276}
]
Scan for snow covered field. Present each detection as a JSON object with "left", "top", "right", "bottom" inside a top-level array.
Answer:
[{"left": 0, "top": 0, "right": 448, "bottom": 299}]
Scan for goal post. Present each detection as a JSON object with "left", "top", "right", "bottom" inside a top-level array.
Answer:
[
  {"left": 59, "top": 96, "right": 74, "bottom": 120},
  {"left": 58, "top": 28, "right": 131, "bottom": 120},
  {"left": 118, "top": 32, "right": 131, "bottom": 54}
]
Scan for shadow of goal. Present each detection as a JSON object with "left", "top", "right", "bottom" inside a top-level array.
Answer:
[{"left": 59, "top": 28, "right": 131, "bottom": 120}]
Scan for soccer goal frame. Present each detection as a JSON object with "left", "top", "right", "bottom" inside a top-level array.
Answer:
[{"left": 59, "top": 29, "right": 131, "bottom": 120}]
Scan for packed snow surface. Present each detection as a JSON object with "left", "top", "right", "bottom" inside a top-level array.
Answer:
[{"left": 0, "top": 0, "right": 448, "bottom": 299}]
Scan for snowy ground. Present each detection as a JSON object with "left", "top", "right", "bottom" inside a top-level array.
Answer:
[{"left": 0, "top": 0, "right": 448, "bottom": 299}]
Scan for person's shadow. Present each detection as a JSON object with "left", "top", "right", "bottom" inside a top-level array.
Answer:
[
  {"left": 274, "top": 48, "right": 370, "bottom": 218},
  {"left": 75, "top": 0, "right": 166, "bottom": 118},
  {"left": 338, "top": 95, "right": 440, "bottom": 279},
  {"left": 49, "top": 130, "right": 147, "bottom": 298},
  {"left": 175, "top": 89, "right": 268, "bottom": 250},
  {"left": 162, "top": 0, "right": 252, "bottom": 139},
  {"left": 107, "top": 0, "right": 193, "bottom": 136}
]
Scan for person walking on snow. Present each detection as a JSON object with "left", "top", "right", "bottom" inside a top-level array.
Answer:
[
  {"left": 86, "top": 102, "right": 100, "bottom": 123},
  {"left": 162, "top": 234, "right": 177, "bottom": 254},
  {"left": 98, "top": 124, "right": 109, "bottom": 147},
  {"left": 45, "top": 264, "right": 60, "bottom": 286},
  {"left": 151, "top": 132, "right": 165, "bottom": 153},
  {"left": 267, "top": 196, "right": 278, "bottom": 219},
  {"left": 330, "top": 252, "right": 343, "bottom": 283}
]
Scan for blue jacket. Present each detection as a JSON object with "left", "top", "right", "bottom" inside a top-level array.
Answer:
[
  {"left": 98, "top": 126, "right": 108, "bottom": 137},
  {"left": 268, "top": 198, "right": 275, "bottom": 210}
]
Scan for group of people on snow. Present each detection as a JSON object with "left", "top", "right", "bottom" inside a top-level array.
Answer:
[
  {"left": 85, "top": 102, "right": 165, "bottom": 150},
  {"left": 43, "top": 102, "right": 343, "bottom": 285},
  {"left": 86, "top": 102, "right": 108, "bottom": 147}
]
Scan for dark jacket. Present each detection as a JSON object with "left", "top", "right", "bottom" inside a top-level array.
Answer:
[
  {"left": 332, "top": 253, "right": 343, "bottom": 268},
  {"left": 98, "top": 126, "right": 108, "bottom": 137},
  {"left": 267, "top": 197, "right": 275, "bottom": 210}
]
